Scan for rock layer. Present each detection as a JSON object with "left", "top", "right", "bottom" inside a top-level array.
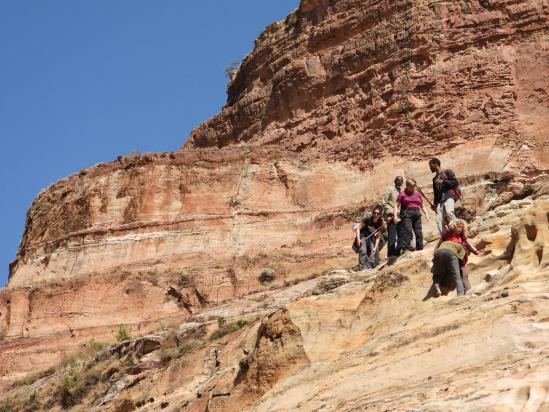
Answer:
[
  {"left": 187, "top": 0, "right": 549, "bottom": 172},
  {"left": 2, "top": 0, "right": 549, "bottom": 395}
]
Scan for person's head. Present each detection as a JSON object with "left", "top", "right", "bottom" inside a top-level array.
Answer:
[
  {"left": 372, "top": 204, "right": 383, "bottom": 221},
  {"left": 447, "top": 219, "right": 467, "bottom": 237},
  {"left": 405, "top": 178, "right": 417, "bottom": 193},
  {"left": 394, "top": 176, "right": 404, "bottom": 190},
  {"left": 429, "top": 157, "right": 441, "bottom": 173}
]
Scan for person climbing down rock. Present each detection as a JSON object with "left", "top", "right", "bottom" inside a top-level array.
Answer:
[
  {"left": 433, "top": 218, "right": 479, "bottom": 295},
  {"left": 353, "top": 205, "right": 386, "bottom": 270},
  {"left": 429, "top": 157, "right": 461, "bottom": 236},
  {"left": 383, "top": 176, "right": 403, "bottom": 260},
  {"left": 393, "top": 178, "right": 429, "bottom": 253},
  {"left": 431, "top": 219, "right": 478, "bottom": 297}
]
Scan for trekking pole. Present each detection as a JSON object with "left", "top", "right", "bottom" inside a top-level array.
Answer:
[
  {"left": 353, "top": 223, "right": 383, "bottom": 242},
  {"left": 416, "top": 186, "right": 435, "bottom": 209}
]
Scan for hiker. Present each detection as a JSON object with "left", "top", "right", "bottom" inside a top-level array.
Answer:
[
  {"left": 393, "top": 178, "right": 429, "bottom": 252},
  {"left": 431, "top": 219, "right": 479, "bottom": 297},
  {"left": 354, "top": 205, "right": 386, "bottom": 270},
  {"left": 433, "top": 219, "right": 479, "bottom": 295},
  {"left": 383, "top": 175, "right": 403, "bottom": 259},
  {"left": 428, "top": 158, "right": 460, "bottom": 235}
]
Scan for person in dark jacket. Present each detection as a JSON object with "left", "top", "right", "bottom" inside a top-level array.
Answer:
[
  {"left": 429, "top": 158, "right": 460, "bottom": 236},
  {"left": 354, "top": 205, "right": 386, "bottom": 270}
]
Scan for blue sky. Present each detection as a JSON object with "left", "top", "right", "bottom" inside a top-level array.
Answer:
[{"left": 0, "top": 1, "right": 298, "bottom": 286}]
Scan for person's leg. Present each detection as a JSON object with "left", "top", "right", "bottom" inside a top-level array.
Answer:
[
  {"left": 386, "top": 220, "right": 397, "bottom": 257},
  {"left": 443, "top": 197, "right": 456, "bottom": 224},
  {"left": 461, "top": 266, "right": 471, "bottom": 293},
  {"left": 395, "top": 220, "right": 402, "bottom": 255},
  {"left": 431, "top": 250, "right": 444, "bottom": 297},
  {"left": 449, "top": 254, "right": 465, "bottom": 296},
  {"left": 436, "top": 203, "right": 446, "bottom": 236},
  {"left": 358, "top": 237, "right": 369, "bottom": 269},
  {"left": 412, "top": 210, "right": 424, "bottom": 251},
  {"left": 400, "top": 211, "right": 413, "bottom": 251},
  {"left": 373, "top": 237, "right": 385, "bottom": 267},
  {"left": 365, "top": 236, "right": 375, "bottom": 268}
]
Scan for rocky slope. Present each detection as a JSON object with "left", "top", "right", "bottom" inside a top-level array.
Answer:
[
  {"left": 1, "top": 192, "right": 547, "bottom": 411},
  {"left": 1, "top": 0, "right": 549, "bottom": 404}
]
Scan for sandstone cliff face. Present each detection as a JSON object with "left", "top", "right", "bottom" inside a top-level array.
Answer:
[
  {"left": 1, "top": 0, "right": 549, "bottom": 399},
  {"left": 187, "top": 0, "right": 549, "bottom": 172},
  {"left": 1, "top": 193, "right": 548, "bottom": 411}
]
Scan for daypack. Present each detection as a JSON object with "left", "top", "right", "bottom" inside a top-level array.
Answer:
[{"left": 440, "top": 169, "right": 462, "bottom": 201}]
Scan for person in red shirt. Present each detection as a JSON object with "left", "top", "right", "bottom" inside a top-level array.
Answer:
[
  {"left": 393, "top": 178, "right": 429, "bottom": 253},
  {"left": 432, "top": 219, "right": 479, "bottom": 296}
]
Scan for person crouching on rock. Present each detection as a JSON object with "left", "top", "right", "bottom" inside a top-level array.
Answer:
[
  {"left": 354, "top": 205, "right": 386, "bottom": 270},
  {"left": 393, "top": 178, "right": 429, "bottom": 253},
  {"left": 432, "top": 219, "right": 479, "bottom": 297}
]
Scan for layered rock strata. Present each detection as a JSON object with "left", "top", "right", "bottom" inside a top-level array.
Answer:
[
  {"left": 1, "top": 194, "right": 547, "bottom": 411},
  {"left": 187, "top": 0, "right": 549, "bottom": 172},
  {"left": 2, "top": 0, "right": 549, "bottom": 389}
]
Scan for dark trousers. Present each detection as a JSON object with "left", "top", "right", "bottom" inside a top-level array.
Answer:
[
  {"left": 358, "top": 235, "right": 385, "bottom": 270},
  {"left": 432, "top": 249, "right": 464, "bottom": 295},
  {"left": 385, "top": 218, "right": 401, "bottom": 257},
  {"left": 400, "top": 208, "right": 423, "bottom": 251}
]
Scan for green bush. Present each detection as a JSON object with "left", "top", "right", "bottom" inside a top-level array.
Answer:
[
  {"left": 117, "top": 326, "right": 130, "bottom": 343},
  {"left": 12, "top": 373, "right": 38, "bottom": 387},
  {"left": 210, "top": 319, "right": 249, "bottom": 341},
  {"left": 88, "top": 340, "right": 106, "bottom": 352},
  {"left": 0, "top": 398, "right": 17, "bottom": 412}
]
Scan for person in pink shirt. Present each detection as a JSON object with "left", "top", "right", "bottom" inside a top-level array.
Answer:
[{"left": 393, "top": 178, "right": 429, "bottom": 253}]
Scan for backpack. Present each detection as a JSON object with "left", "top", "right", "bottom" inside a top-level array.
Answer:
[{"left": 441, "top": 169, "right": 462, "bottom": 201}]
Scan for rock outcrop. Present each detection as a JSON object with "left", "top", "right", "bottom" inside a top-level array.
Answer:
[
  {"left": 1, "top": 194, "right": 547, "bottom": 411},
  {"left": 1, "top": 0, "right": 548, "bottom": 406}
]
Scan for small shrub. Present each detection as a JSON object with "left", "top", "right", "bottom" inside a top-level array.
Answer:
[
  {"left": 178, "top": 342, "right": 195, "bottom": 356},
  {"left": 58, "top": 364, "right": 102, "bottom": 408},
  {"left": 284, "top": 11, "right": 298, "bottom": 32},
  {"left": 159, "top": 348, "right": 179, "bottom": 365},
  {"left": 117, "top": 325, "right": 130, "bottom": 343},
  {"left": 224, "top": 61, "right": 240, "bottom": 80},
  {"left": 259, "top": 268, "right": 276, "bottom": 285},
  {"left": 13, "top": 373, "right": 38, "bottom": 387},
  {"left": 179, "top": 272, "right": 192, "bottom": 288},
  {"left": 0, "top": 397, "right": 18, "bottom": 412},
  {"left": 87, "top": 340, "right": 106, "bottom": 353},
  {"left": 210, "top": 319, "right": 249, "bottom": 341},
  {"left": 217, "top": 317, "right": 226, "bottom": 328}
]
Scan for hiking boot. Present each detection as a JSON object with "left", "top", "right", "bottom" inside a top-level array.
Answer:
[{"left": 434, "top": 283, "right": 442, "bottom": 298}]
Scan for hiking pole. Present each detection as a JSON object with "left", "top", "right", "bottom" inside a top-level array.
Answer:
[
  {"left": 352, "top": 224, "right": 384, "bottom": 253},
  {"left": 416, "top": 185, "right": 435, "bottom": 209},
  {"left": 352, "top": 222, "right": 384, "bottom": 241}
]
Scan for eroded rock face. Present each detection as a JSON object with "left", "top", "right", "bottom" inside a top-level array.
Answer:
[
  {"left": 2, "top": 0, "right": 549, "bottom": 391},
  {"left": 186, "top": 0, "right": 549, "bottom": 172}
]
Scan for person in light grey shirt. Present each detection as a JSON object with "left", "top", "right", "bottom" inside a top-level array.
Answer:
[{"left": 382, "top": 176, "right": 403, "bottom": 258}]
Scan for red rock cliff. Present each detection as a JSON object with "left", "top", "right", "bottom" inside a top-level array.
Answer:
[{"left": 2, "top": 0, "right": 548, "bottom": 384}]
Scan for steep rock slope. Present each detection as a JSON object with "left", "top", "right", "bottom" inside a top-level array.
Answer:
[
  {"left": 2, "top": 0, "right": 549, "bottom": 388},
  {"left": 1, "top": 194, "right": 547, "bottom": 411}
]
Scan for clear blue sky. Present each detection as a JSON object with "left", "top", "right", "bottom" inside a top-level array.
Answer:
[{"left": 0, "top": 1, "right": 298, "bottom": 287}]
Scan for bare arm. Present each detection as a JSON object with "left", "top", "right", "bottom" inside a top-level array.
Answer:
[
  {"left": 464, "top": 239, "right": 479, "bottom": 255},
  {"left": 434, "top": 237, "right": 443, "bottom": 254},
  {"left": 393, "top": 201, "right": 400, "bottom": 222},
  {"left": 355, "top": 222, "right": 365, "bottom": 245}
]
